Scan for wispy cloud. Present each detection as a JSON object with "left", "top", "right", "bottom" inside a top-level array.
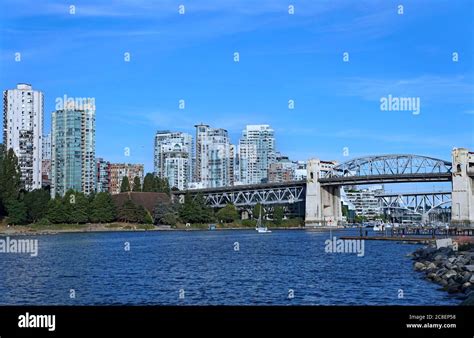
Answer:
[
  {"left": 0, "top": 0, "right": 403, "bottom": 47},
  {"left": 331, "top": 75, "right": 474, "bottom": 104}
]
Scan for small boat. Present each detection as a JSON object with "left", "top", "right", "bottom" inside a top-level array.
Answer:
[
  {"left": 373, "top": 220, "right": 385, "bottom": 232},
  {"left": 256, "top": 226, "right": 272, "bottom": 233},
  {"left": 255, "top": 205, "right": 271, "bottom": 233}
]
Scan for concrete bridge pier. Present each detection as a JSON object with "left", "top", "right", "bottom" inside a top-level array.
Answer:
[
  {"left": 305, "top": 159, "right": 342, "bottom": 226},
  {"left": 451, "top": 148, "right": 474, "bottom": 227}
]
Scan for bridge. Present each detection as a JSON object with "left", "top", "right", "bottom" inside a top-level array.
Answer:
[
  {"left": 174, "top": 181, "right": 306, "bottom": 217},
  {"left": 376, "top": 190, "right": 452, "bottom": 222},
  {"left": 319, "top": 155, "right": 452, "bottom": 186},
  {"left": 172, "top": 148, "right": 474, "bottom": 226}
]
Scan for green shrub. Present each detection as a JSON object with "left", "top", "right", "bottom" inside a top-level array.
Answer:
[{"left": 241, "top": 219, "right": 257, "bottom": 227}]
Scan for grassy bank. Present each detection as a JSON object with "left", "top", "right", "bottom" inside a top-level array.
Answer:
[
  {"left": 0, "top": 222, "right": 155, "bottom": 234},
  {"left": 0, "top": 217, "right": 304, "bottom": 235},
  {"left": 174, "top": 218, "right": 304, "bottom": 230}
]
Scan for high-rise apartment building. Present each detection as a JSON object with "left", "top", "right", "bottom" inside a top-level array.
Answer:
[
  {"left": 41, "top": 133, "right": 52, "bottom": 187},
  {"left": 42, "top": 133, "right": 51, "bottom": 160},
  {"left": 51, "top": 100, "right": 96, "bottom": 197},
  {"left": 268, "top": 155, "right": 297, "bottom": 183},
  {"left": 238, "top": 124, "right": 276, "bottom": 185},
  {"left": 109, "top": 163, "right": 144, "bottom": 194},
  {"left": 194, "top": 124, "right": 233, "bottom": 188},
  {"left": 96, "top": 158, "right": 111, "bottom": 193},
  {"left": 154, "top": 131, "right": 193, "bottom": 190},
  {"left": 3, "top": 84, "right": 43, "bottom": 190}
]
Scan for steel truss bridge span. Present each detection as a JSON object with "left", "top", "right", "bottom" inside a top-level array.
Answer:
[
  {"left": 173, "top": 181, "right": 306, "bottom": 209},
  {"left": 320, "top": 154, "right": 452, "bottom": 186},
  {"left": 376, "top": 191, "right": 452, "bottom": 216}
]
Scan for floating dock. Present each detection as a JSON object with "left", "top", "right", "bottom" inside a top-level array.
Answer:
[{"left": 340, "top": 236, "right": 435, "bottom": 244}]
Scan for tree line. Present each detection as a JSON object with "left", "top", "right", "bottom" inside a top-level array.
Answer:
[
  {"left": 0, "top": 145, "right": 156, "bottom": 225},
  {"left": 153, "top": 194, "right": 285, "bottom": 227},
  {"left": 1, "top": 144, "right": 288, "bottom": 227},
  {"left": 120, "top": 173, "right": 171, "bottom": 194}
]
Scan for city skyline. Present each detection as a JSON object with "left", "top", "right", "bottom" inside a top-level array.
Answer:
[
  {"left": 1, "top": 81, "right": 468, "bottom": 193},
  {"left": 1, "top": 0, "right": 473, "bottom": 188}
]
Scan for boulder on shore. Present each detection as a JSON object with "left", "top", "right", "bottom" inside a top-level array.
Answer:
[
  {"left": 412, "top": 244, "right": 474, "bottom": 304},
  {"left": 414, "top": 262, "right": 425, "bottom": 271}
]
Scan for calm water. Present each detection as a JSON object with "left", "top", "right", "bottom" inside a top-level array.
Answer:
[{"left": 0, "top": 229, "right": 460, "bottom": 305}]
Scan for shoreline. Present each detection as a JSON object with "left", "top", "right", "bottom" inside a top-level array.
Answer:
[
  {"left": 411, "top": 244, "right": 474, "bottom": 305},
  {"left": 0, "top": 223, "right": 319, "bottom": 236}
]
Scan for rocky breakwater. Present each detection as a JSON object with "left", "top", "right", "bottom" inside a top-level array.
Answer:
[{"left": 411, "top": 243, "right": 474, "bottom": 305}]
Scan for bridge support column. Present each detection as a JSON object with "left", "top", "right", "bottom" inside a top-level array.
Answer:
[
  {"left": 305, "top": 159, "right": 342, "bottom": 226},
  {"left": 451, "top": 148, "right": 474, "bottom": 227}
]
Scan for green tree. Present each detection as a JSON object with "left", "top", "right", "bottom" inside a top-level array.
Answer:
[
  {"left": 153, "top": 202, "right": 176, "bottom": 225},
  {"left": 142, "top": 173, "right": 155, "bottom": 192},
  {"left": 46, "top": 198, "right": 66, "bottom": 224},
  {"left": 63, "top": 190, "right": 89, "bottom": 223},
  {"left": 62, "top": 190, "right": 75, "bottom": 222},
  {"left": 144, "top": 211, "right": 153, "bottom": 224},
  {"left": 216, "top": 204, "right": 239, "bottom": 223},
  {"left": 71, "top": 192, "right": 90, "bottom": 223},
  {"left": 118, "top": 199, "right": 136, "bottom": 222},
  {"left": 132, "top": 176, "right": 142, "bottom": 192},
  {"left": 273, "top": 206, "right": 284, "bottom": 225},
  {"left": 195, "top": 194, "right": 213, "bottom": 223},
  {"left": 178, "top": 193, "right": 194, "bottom": 223},
  {"left": 88, "top": 191, "right": 96, "bottom": 204},
  {"left": 0, "top": 147, "right": 21, "bottom": 202},
  {"left": 23, "top": 189, "right": 50, "bottom": 223},
  {"left": 90, "top": 192, "right": 116, "bottom": 223},
  {"left": 117, "top": 199, "right": 148, "bottom": 223},
  {"left": 154, "top": 176, "right": 170, "bottom": 194},
  {"left": 120, "top": 176, "right": 130, "bottom": 192},
  {"left": 178, "top": 193, "right": 213, "bottom": 224},
  {"left": 252, "top": 203, "right": 264, "bottom": 220},
  {"left": 5, "top": 199, "right": 27, "bottom": 225},
  {"left": 162, "top": 212, "right": 177, "bottom": 226},
  {"left": 342, "top": 204, "right": 349, "bottom": 218}
]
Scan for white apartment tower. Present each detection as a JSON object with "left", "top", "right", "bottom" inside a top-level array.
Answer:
[
  {"left": 3, "top": 84, "right": 44, "bottom": 190},
  {"left": 239, "top": 124, "right": 276, "bottom": 185},
  {"left": 194, "top": 124, "right": 233, "bottom": 188},
  {"left": 154, "top": 131, "right": 193, "bottom": 190}
]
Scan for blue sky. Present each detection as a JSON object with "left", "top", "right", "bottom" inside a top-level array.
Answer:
[{"left": 1, "top": 0, "right": 473, "bottom": 184}]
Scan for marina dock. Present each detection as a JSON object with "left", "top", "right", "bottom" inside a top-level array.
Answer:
[{"left": 340, "top": 236, "right": 435, "bottom": 244}]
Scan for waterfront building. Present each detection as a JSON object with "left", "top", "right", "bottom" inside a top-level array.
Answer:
[
  {"left": 268, "top": 154, "right": 297, "bottom": 183},
  {"left": 294, "top": 161, "right": 307, "bottom": 181},
  {"left": 238, "top": 124, "right": 276, "bottom": 185},
  {"left": 344, "top": 187, "right": 383, "bottom": 220},
  {"left": 41, "top": 133, "right": 52, "bottom": 188},
  {"left": 154, "top": 131, "right": 193, "bottom": 190},
  {"left": 194, "top": 124, "right": 233, "bottom": 188},
  {"left": 109, "top": 163, "right": 144, "bottom": 194},
  {"left": 3, "top": 84, "right": 43, "bottom": 190},
  {"left": 51, "top": 100, "right": 96, "bottom": 197},
  {"left": 96, "top": 158, "right": 111, "bottom": 193}
]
